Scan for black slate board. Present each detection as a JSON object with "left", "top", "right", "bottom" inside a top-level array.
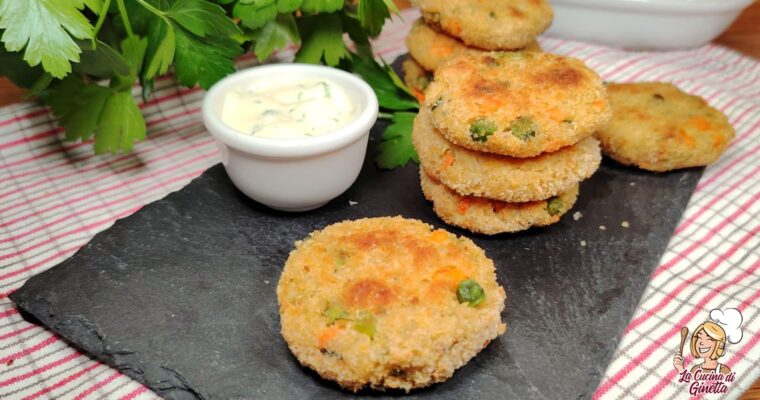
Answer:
[{"left": 10, "top": 59, "right": 703, "bottom": 400}]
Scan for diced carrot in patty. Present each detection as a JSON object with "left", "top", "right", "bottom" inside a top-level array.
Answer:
[{"left": 317, "top": 325, "right": 342, "bottom": 348}]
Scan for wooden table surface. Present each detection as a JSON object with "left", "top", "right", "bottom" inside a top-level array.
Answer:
[{"left": 0, "top": 2, "right": 758, "bottom": 398}]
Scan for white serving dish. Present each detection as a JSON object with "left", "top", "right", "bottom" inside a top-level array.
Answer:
[
  {"left": 202, "top": 64, "right": 378, "bottom": 212},
  {"left": 548, "top": 0, "right": 753, "bottom": 50}
]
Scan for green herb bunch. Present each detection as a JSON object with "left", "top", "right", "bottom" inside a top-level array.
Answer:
[{"left": 0, "top": 0, "right": 419, "bottom": 167}]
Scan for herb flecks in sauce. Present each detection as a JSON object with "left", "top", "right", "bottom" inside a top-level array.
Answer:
[{"left": 221, "top": 78, "right": 358, "bottom": 139}]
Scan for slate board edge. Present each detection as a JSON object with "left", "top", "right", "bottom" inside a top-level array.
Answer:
[{"left": 9, "top": 174, "right": 214, "bottom": 400}]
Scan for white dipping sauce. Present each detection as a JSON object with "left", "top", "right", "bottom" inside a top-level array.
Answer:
[{"left": 220, "top": 77, "right": 358, "bottom": 139}]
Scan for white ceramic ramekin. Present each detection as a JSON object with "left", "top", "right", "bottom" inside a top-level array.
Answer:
[
  {"left": 548, "top": 0, "right": 753, "bottom": 50},
  {"left": 202, "top": 64, "right": 378, "bottom": 212}
]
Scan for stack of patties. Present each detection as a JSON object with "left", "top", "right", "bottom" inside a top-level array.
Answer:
[
  {"left": 414, "top": 52, "right": 611, "bottom": 234},
  {"left": 403, "top": 0, "right": 552, "bottom": 98}
]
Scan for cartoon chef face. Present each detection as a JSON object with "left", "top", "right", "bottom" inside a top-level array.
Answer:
[{"left": 691, "top": 322, "right": 726, "bottom": 360}]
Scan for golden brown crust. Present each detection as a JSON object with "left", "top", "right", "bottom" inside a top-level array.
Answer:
[
  {"left": 420, "top": 170, "right": 578, "bottom": 235},
  {"left": 406, "top": 19, "right": 541, "bottom": 72},
  {"left": 413, "top": 108, "right": 600, "bottom": 202},
  {"left": 416, "top": 0, "right": 553, "bottom": 50},
  {"left": 277, "top": 217, "right": 507, "bottom": 392},
  {"left": 424, "top": 52, "right": 611, "bottom": 157},
  {"left": 595, "top": 82, "right": 735, "bottom": 172}
]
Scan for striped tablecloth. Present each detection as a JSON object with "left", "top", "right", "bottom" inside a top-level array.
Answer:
[{"left": 0, "top": 8, "right": 758, "bottom": 399}]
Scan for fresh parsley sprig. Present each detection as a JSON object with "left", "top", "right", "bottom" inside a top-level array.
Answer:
[
  {"left": 348, "top": 55, "right": 420, "bottom": 169},
  {"left": 0, "top": 0, "right": 412, "bottom": 157}
]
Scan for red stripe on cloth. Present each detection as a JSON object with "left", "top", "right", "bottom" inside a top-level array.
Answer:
[
  {"left": 0, "top": 118, "right": 202, "bottom": 185},
  {"left": 73, "top": 371, "right": 122, "bottom": 400},
  {"left": 696, "top": 141, "right": 760, "bottom": 192},
  {"left": 594, "top": 258, "right": 760, "bottom": 398},
  {"left": 0, "top": 336, "right": 58, "bottom": 365},
  {"left": 739, "top": 289, "right": 760, "bottom": 310},
  {"left": 651, "top": 191, "right": 760, "bottom": 279},
  {"left": 674, "top": 165, "right": 760, "bottom": 235},
  {"left": 0, "top": 159, "right": 210, "bottom": 255},
  {"left": 0, "top": 153, "right": 209, "bottom": 246},
  {"left": 600, "top": 54, "right": 658, "bottom": 79},
  {"left": 0, "top": 87, "right": 201, "bottom": 153},
  {"left": 0, "top": 134, "right": 212, "bottom": 217},
  {"left": 0, "top": 309, "right": 19, "bottom": 319},
  {"left": 0, "top": 128, "right": 63, "bottom": 151},
  {"left": 641, "top": 368, "right": 680, "bottom": 399},
  {"left": 0, "top": 106, "right": 201, "bottom": 172},
  {"left": 120, "top": 385, "right": 148, "bottom": 400},
  {"left": 0, "top": 324, "right": 35, "bottom": 340},
  {"left": 0, "top": 121, "right": 200, "bottom": 199},
  {"left": 20, "top": 362, "right": 100, "bottom": 400},
  {"left": 138, "top": 87, "right": 201, "bottom": 110},
  {"left": 0, "top": 352, "right": 79, "bottom": 388},
  {"left": 0, "top": 149, "right": 213, "bottom": 230},
  {"left": 725, "top": 101, "right": 760, "bottom": 127},
  {"left": 0, "top": 209, "right": 140, "bottom": 261},
  {"left": 629, "top": 225, "right": 760, "bottom": 333},
  {"left": 0, "top": 169, "right": 207, "bottom": 297},
  {"left": 0, "top": 109, "right": 49, "bottom": 129},
  {"left": 626, "top": 51, "right": 705, "bottom": 82},
  {"left": 1, "top": 148, "right": 65, "bottom": 170},
  {"left": 0, "top": 245, "right": 98, "bottom": 293}
]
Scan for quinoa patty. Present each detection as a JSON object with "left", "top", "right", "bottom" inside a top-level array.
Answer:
[
  {"left": 595, "top": 82, "right": 735, "bottom": 172},
  {"left": 420, "top": 171, "right": 578, "bottom": 235},
  {"left": 402, "top": 56, "right": 432, "bottom": 102},
  {"left": 277, "top": 217, "right": 507, "bottom": 392},
  {"left": 424, "top": 52, "right": 610, "bottom": 157},
  {"left": 413, "top": 108, "right": 600, "bottom": 202},
  {"left": 416, "top": 0, "right": 553, "bottom": 50},
  {"left": 406, "top": 19, "right": 541, "bottom": 73}
]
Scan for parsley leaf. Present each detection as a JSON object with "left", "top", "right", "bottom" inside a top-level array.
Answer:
[
  {"left": 358, "top": 0, "right": 397, "bottom": 37},
  {"left": 295, "top": 13, "right": 349, "bottom": 66},
  {"left": 340, "top": 13, "right": 372, "bottom": 59},
  {"left": 233, "top": 0, "right": 278, "bottom": 30},
  {"left": 112, "top": 36, "right": 148, "bottom": 89},
  {"left": 96, "top": 90, "right": 146, "bottom": 153},
  {"left": 142, "top": 20, "right": 176, "bottom": 80},
  {"left": 299, "top": 0, "right": 343, "bottom": 14},
  {"left": 84, "top": 0, "right": 103, "bottom": 14},
  {"left": 166, "top": 0, "right": 240, "bottom": 38},
  {"left": 377, "top": 112, "right": 418, "bottom": 169},
  {"left": 350, "top": 55, "right": 418, "bottom": 111},
  {"left": 173, "top": 26, "right": 243, "bottom": 89},
  {"left": 277, "top": 0, "right": 302, "bottom": 13},
  {"left": 252, "top": 14, "right": 299, "bottom": 61},
  {"left": 45, "top": 36, "right": 148, "bottom": 153},
  {"left": 0, "top": 0, "right": 95, "bottom": 78},
  {"left": 76, "top": 40, "right": 131, "bottom": 79},
  {"left": 46, "top": 79, "right": 146, "bottom": 154},
  {"left": 45, "top": 77, "right": 110, "bottom": 141},
  {"left": 124, "top": 0, "right": 169, "bottom": 35}
]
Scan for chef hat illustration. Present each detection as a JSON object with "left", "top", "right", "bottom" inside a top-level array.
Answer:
[{"left": 710, "top": 308, "right": 743, "bottom": 344}]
